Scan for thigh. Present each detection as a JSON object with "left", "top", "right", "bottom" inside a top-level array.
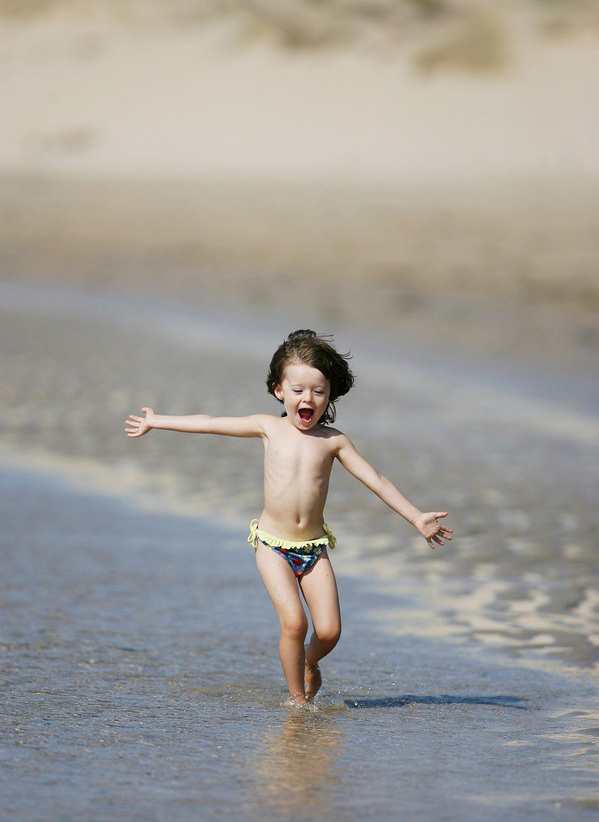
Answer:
[
  {"left": 254, "top": 541, "right": 305, "bottom": 623},
  {"left": 298, "top": 550, "right": 341, "bottom": 635}
]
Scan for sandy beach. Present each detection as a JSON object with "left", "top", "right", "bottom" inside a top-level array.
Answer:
[
  {"left": 1, "top": 3, "right": 598, "bottom": 820},
  {"left": 1, "top": 2, "right": 598, "bottom": 373}
]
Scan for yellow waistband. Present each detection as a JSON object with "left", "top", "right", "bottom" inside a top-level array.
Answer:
[{"left": 248, "top": 519, "right": 336, "bottom": 550}]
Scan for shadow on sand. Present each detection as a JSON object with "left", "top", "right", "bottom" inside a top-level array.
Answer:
[{"left": 344, "top": 694, "right": 528, "bottom": 709}]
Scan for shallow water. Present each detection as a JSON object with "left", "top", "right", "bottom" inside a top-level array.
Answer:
[
  {"left": 1, "top": 279, "right": 597, "bottom": 674},
  {"left": 1, "top": 278, "right": 598, "bottom": 819},
  {"left": 1, "top": 465, "right": 598, "bottom": 822}
]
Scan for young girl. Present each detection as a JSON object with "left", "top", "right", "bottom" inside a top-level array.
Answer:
[{"left": 125, "top": 329, "right": 452, "bottom": 705}]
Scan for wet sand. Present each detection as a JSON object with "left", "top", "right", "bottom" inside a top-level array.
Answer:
[{"left": 2, "top": 172, "right": 598, "bottom": 374}]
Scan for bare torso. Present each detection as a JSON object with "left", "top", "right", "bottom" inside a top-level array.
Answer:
[{"left": 258, "top": 416, "right": 341, "bottom": 540}]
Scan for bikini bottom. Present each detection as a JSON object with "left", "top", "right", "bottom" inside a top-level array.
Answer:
[{"left": 248, "top": 519, "right": 336, "bottom": 577}]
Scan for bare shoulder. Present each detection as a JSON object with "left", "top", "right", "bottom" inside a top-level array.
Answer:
[
  {"left": 317, "top": 425, "right": 351, "bottom": 452},
  {"left": 259, "top": 414, "right": 286, "bottom": 436}
]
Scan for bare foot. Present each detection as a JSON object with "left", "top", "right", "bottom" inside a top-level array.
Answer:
[
  {"left": 285, "top": 692, "right": 308, "bottom": 707},
  {"left": 304, "top": 660, "right": 322, "bottom": 700}
]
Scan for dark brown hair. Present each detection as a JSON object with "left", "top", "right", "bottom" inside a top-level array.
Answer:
[{"left": 266, "top": 329, "right": 355, "bottom": 424}]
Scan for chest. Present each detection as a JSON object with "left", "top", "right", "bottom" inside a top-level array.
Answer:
[{"left": 264, "top": 431, "right": 334, "bottom": 474}]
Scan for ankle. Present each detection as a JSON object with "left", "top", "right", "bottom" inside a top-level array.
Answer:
[{"left": 287, "top": 691, "right": 308, "bottom": 705}]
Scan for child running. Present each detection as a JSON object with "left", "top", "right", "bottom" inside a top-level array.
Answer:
[{"left": 125, "top": 329, "right": 452, "bottom": 705}]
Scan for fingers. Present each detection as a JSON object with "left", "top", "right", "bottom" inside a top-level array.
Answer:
[
  {"left": 433, "top": 513, "right": 453, "bottom": 540},
  {"left": 125, "top": 416, "right": 142, "bottom": 436},
  {"left": 428, "top": 514, "right": 454, "bottom": 548},
  {"left": 125, "top": 408, "right": 151, "bottom": 438},
  {"left": 428, "top": 535, "right": 446, "bottom": 549}
]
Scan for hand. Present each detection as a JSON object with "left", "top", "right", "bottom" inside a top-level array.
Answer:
[
  {"left": 413, "top": 511, "right": 453, "bottom": 550},
  {"left": 125, "top": 407, "right": 155, "bottom": 438}
]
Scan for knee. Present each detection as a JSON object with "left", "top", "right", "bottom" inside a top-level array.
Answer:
[
  {"left": 316, "top": 621, "right": 341, "bottom": 648},
  {"left": 280, "top": 612, "right": 309, "bottom": 641}
]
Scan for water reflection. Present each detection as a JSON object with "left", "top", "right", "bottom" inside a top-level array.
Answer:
[{"left": 250, "top": 707, "right": 343, "bottom": 816}]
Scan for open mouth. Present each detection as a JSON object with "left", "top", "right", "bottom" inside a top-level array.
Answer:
[{"left": 298, "top": 408, "right": 314, "bottom": 423}]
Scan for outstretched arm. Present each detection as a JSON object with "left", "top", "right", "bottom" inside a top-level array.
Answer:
[
  {"left": 125, "top": 407, "right": 268, "bottom": 438},
  {"left": 336, "top": 434, "right": 453, "bottom": 550}
]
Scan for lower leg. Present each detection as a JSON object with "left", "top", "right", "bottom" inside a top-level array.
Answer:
[
  {"left": 254, "top": 542, "right": 310, "bottom": 703},
  {"left": 300, "top": 553, "right": 342, "bottom": 699},
  {"left": 304, "top": 633, "right": 339, "bottom": 699},
  {"left": 305, "top": 632, "right": 339, "bottom": 669},
  {"left": 278, "top": 624, "right": 308, "bottom": 702}
]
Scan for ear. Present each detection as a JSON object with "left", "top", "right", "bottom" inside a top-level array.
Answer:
[{"left": 274, "top": 384, "right": 284, "bottom": 402}]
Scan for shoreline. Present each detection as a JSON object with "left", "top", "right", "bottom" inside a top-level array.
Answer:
[{"left": 2, "top": 171, "right": 598, "bottom": 377}]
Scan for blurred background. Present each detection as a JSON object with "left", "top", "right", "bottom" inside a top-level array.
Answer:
[{"left": 1, "top": 0, "right": 598, "bottom": 343}]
